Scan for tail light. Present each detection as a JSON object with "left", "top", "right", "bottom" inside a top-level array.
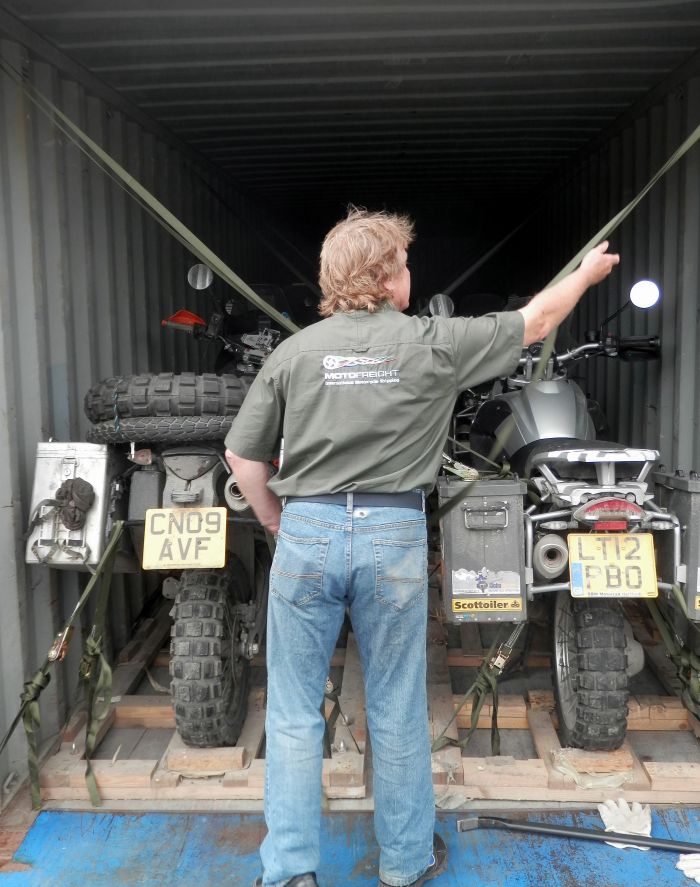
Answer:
[
  {"left": 573, "top": 497, "right": 646, "bottom": 530},
  {"left": 162, "top": 309, "right": 206, "bottom": 329}
]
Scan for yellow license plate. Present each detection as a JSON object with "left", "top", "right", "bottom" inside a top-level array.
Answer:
[
  {"left": 142, "top": 507, "right": 227, "bottom": 570},
  {"left": 568, "top": 533, "right": 657, "bottom": 598}
]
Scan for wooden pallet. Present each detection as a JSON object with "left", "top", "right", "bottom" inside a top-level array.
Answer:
[
  {"left": 40, "top": 608, "right": 366, "bottom": 804},
  {"left": 426, "top": 635, "right": 700, "bottom": 803},
  {"left": 38, "top": 598, "right": 700, "bottom": 806},
  {"left": 443, "top": 686, "right": 699, "bottom": 797}
]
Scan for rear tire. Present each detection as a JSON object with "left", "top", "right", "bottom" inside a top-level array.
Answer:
[
  {"left": 169, "top": 562, "right": 251, "bottom": 747},
  {"left": 553, "top": 591, "right": 629, "bottom": 750},
  {"left": 84, "top": 372, "right": 245, "bottom": 423},
  {"left": 86, "top": 415, "right": 233, "bottom": 444}
]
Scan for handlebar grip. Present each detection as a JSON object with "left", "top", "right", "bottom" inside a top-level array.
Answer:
[{"left": 616, "top": 335, "right": 660, "bottom": 360}]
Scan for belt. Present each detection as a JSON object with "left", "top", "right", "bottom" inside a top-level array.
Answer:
[{"left": 286, "top": 492, "right": 425, "bottom": 511}]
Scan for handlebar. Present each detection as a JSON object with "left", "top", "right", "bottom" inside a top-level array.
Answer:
[{"left": 518, "top": 334, "right": 660, "bottom": 367}]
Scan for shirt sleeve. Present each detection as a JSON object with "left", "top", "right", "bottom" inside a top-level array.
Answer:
[
  {"left": 448, "top": 311, "right": 525, "bottom": 391},
  {"left": 224, "top": 363, "right": 285, "bottom": 462}
]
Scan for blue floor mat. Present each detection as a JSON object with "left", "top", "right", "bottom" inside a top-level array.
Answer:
[{"left": 2, "top": 808, "right": 700, "bottom": 886}]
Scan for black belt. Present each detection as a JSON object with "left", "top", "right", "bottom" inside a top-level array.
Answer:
[{"left": 286, "top": 492, "right": 424, "bottom": 511}]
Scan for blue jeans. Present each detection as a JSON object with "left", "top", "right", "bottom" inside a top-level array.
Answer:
[{"left": 260, "top": 500, "right": 434, "bottom": 887}]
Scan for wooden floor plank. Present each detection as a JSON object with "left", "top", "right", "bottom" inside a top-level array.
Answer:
[
  {"left": 165, "top": 733, "right": 245, "bottom": 773},
  {"left": 555, "top": 746, "right": 634, "bottom": 775},
  {"left": 113, "top": 695, "right": 174, "bottom": 729},
  {"left": 619, "top": 739, "right": 652, "bottom": 791},
  {"left": 643, "top": 761, "right": 700, "bottom": 791},
  {"left": 526, "top": 709, "right": 572, "bottom": 789},
  {"left": 462, "top": 757, "right": 548, "bottom": 789}
]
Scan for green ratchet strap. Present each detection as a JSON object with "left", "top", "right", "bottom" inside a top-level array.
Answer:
[
  {"left": 80, "top": 633, "right": 113, "bottom": 806},
  {"left": 444, "top": 435, "right": 512, "bottom": 478},
  {"left": 432, "top": 623, "right": 526, "bottom": 756},
  {"left": 0, "top": 55, "right": 299, "bottom": 337},
  {"left": 19, "top": 670, "right": 51, "bottom": 810},
  {"left": 0, "top": 521, "right": 124, "bottom": 809},
  {"left": 78, "top": 527, "right": 121, "bottom": 807},
  {"left": 646, "top": 598, "right": 700, "bottom": 718}
]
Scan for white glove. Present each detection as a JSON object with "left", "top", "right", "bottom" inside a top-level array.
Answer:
[
  {"left": 597, "top": 798, "right": 651, "bottom": 850},
  {"left": 677, "top": 853, "right": 700, "bottom": 883}
]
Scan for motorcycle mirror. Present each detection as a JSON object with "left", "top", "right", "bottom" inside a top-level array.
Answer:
[
  {"left": 629, "top": 279, "right": 660, "bottom": 309},
  {"left": 596, "top": 279, "right": 660, "bottom": 338},
  {"left": 187, "top": 263, "right": 214, "bottom": 291},
  {"left": 429, "top": 293, "right": 455, "bottom": 317}
]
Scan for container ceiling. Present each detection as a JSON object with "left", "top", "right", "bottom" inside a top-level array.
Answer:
[{"left": 5, "top": 1, "right": 700, "bottom": 223}]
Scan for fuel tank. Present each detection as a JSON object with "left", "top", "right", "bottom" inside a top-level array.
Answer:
[{"left": 469, "top": 379, "right": 596, "bottom": 465}]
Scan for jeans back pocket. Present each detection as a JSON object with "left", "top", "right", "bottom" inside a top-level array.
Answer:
[
  {"left": 373, "top": 538, "right": 427, "bottom": 611},
  {"left": 271, "top": 529, "right": 330, "bottom": 607}
]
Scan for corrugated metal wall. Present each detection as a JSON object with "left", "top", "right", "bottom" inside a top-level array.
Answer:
[
  {"left": 0, "top": 36, "right": 292, "bottom": 796},
  {"left": 531, "top": 77, "right": 700, "bottom": 474}
]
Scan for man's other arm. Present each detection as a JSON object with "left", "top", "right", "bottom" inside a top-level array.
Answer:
[
  {"left": 518, "top": 242, "right": 620, "bottom": 346},
  {"left": 225, "top": 449, "right": 281, "bottom": 534}
]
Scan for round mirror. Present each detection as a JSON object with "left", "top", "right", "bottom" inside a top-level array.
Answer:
[
  {"left": 629, "top": 279, "right": 660, "bottom": 309},
  {"left": 428, "top": 293, "right": 455, "bottom": 317},
  {"left": 187, "top": 263, "right": 214, "bottom": 291}
]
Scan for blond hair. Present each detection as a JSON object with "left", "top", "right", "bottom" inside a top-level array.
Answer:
[{"left": 318, "top": 207, "right": 415, "bottom": 316}]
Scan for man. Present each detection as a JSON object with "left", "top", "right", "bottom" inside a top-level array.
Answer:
[{"left": 225, "top": 208, "right": 619, "bottom": 887}]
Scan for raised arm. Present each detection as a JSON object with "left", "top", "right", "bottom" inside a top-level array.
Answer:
[{"left": 518, "top": 242, "right": 620, "bottom": 346}]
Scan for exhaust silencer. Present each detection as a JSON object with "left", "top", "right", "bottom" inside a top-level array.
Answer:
[
  {"left": 533, "top": 533, "right": 569, "bottom": 581},
  {"left": 224, "top": 473, "right": 251, "bottom": 513}
]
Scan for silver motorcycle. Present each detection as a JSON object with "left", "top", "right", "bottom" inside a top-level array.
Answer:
[{"left": 441, "top": 288, "right": 681, "bottom": 750}]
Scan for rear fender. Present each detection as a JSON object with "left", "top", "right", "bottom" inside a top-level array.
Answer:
[{"left": 160, "top": 447, "right": 226, "bottom": 507}]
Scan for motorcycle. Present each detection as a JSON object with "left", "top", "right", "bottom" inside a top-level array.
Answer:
[
  {"left": 438, "top": 288, "right": 684, "bottom": 750},
  {"left": 162, "top": 262, "right": 318, "bottom": 377},
  {"left": 35, "top": 266, "right": 319, "bottom": 749},
  {"left": 33, "top": 265, "right": 314, "bottom": 749}
]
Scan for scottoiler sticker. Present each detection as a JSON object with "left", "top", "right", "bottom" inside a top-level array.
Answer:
[
  {"left": 452, "top": 568, "right": 521, "bottom": 596},
  {"left": 452, "top": 597, "right": 523, "bottom": 612}
]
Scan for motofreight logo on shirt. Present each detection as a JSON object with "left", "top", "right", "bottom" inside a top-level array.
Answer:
[{"left": 322, "top": 354, "right": 400, "bottom": 386}]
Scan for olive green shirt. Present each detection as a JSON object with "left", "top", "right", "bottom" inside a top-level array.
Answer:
[{"left": 224, "top": 303, "right": 524, "bottom": 497}]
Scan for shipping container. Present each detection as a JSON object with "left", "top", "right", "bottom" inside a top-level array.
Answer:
[{"left": 2, "top": 1, "right": 700, "bottom": 808}]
